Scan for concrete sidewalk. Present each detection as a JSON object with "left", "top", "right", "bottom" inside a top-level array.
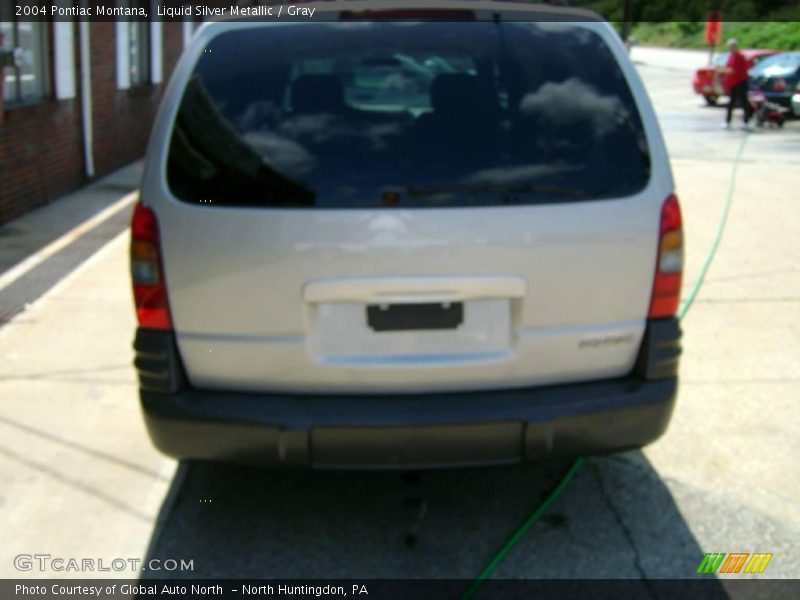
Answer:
[
  {"left": 0, "top": 161, "right": 142, "bottom": 275},
  {"left": 0, "top": 161, "right": 176, "bottom": 578},
  {"left": 0, "top": 163, "right": 142, "bottom": 325}
]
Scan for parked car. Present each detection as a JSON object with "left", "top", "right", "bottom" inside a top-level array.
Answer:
[
  {"left": 132, "top": 1, "right": 683, "bottom": 468},
  {"left": 792, "top": 87, "right": 800, "bottom": 117},
  {"left": 693, "top": 49, "right": 778, "bottom": 105},
  {"left": 748, "top": 51, "right": 800, "bottom": 114}
]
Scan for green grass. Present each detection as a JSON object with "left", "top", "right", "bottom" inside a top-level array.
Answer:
[{"left": 630, "top": 22, "right": 800, "bottom": 51}]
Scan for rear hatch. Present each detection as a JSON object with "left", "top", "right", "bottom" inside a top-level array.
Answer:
[
  {"left": 749, "top": 52, "right": 800, "bottom": 96},
  {"left": 141, "top": 16, "right": 673, "bottom": 394},
  {"left": 696, "top": 52, "right": 728, "bottom": 94}
]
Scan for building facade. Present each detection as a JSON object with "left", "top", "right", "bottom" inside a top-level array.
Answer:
[{"left": 1, "top": 8, "right": 198, "bottom": 223}]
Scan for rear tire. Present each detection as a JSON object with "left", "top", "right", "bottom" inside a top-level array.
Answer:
[{"left": 703, "top": 94, "right": 718, "bottom": 106}]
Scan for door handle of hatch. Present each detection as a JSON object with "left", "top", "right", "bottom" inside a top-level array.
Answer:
[{"left": 302, "top": 276, "right": 527, "bottom": 304}]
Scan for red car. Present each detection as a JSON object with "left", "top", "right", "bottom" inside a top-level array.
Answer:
[{"left": 693, "top": 49, "right": 779, "bottom": 105}]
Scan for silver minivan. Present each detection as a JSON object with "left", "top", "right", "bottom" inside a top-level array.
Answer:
[{"left": 132, "top": 1, "right": 683, "bottom": 468}]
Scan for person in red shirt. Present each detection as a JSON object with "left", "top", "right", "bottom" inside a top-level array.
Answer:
[{"left": 718, "top": 39, "right": 753, "bottom": 129}]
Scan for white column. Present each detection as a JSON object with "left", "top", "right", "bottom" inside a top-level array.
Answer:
[
  {"left": 182, "top": 19, "right": 194, "bottom": 49},
  {"left": 115, "top": 21, "right": 130, "bottom": 90},
  {"left": 53, "top": 20, "right": 76, "bottom": 100},
  {"left": 150, "top": 19, "right": 163, "bottom": 84},
  {"left": 80, "top": 20, "right": 95, "bottom": 177}
]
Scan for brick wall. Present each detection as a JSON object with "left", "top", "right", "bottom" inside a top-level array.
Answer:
[
  {"left": 164, "top": 23, "right": 184, "bottom": 85},
  {"left": 0, "top": 22, "right": 183, "bottom": 224},
  {"left": 0, "top": 23, "right": 84, "bottom": 224}
]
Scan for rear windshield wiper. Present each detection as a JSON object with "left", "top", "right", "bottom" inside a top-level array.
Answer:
[{"left": 407, "top": 184, "right": 589, "bottom": 199}]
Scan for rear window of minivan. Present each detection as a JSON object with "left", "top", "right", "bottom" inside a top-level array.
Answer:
[{"left": 166, "top": 21, "right": 650, "bottom": 208}]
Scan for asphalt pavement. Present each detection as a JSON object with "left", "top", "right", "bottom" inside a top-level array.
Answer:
[{"left": 0, "top": 47, "right": 798, "bottom": 585}]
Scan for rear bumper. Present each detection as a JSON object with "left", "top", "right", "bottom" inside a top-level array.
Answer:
[
  {"left": 693, "top": 74, "right": 721, "bottom": 96},
  {"left": 694, "top": 82, "right": 719, "bottom": 95},
  {"left": 136, "top": 318, "right": 680, "bottom": 468},
  {"left": 758, "top": 92, "right": 793, "bottom": 109},
  {"left": 141, "top": 376, "right": 677, "bottom": 468}
]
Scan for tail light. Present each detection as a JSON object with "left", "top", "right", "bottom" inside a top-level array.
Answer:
[
  {"left": 648, "top": 195, "right": 683, "bottom": 319},
  {"left": 131, "top": 201, "right": 172, "bottom": 330}
]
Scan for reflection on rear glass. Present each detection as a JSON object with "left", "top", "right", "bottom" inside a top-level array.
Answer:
[{"left": 167, "top": 22, "right": 651, "bottom": 208}]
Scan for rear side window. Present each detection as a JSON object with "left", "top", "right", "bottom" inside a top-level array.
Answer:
[
  {"left": 712, "top": 52, "right": 730, "bottom": 66},
  {"left": 750, "top": 52, "right": 800, "bottom": 77},
  {"left": 167, "top": 22, "right": 650, "bottom": 208}
]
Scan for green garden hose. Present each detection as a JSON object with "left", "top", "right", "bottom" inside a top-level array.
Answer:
[
  {"left": 462, "top": 458, "right": 585, "bottom": 599},
  {"left": 678, "top": 135, "right": 749, "bottom": 319},
  {"left": 463, "top": 134, "right": 749, "bottom": 599}
]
